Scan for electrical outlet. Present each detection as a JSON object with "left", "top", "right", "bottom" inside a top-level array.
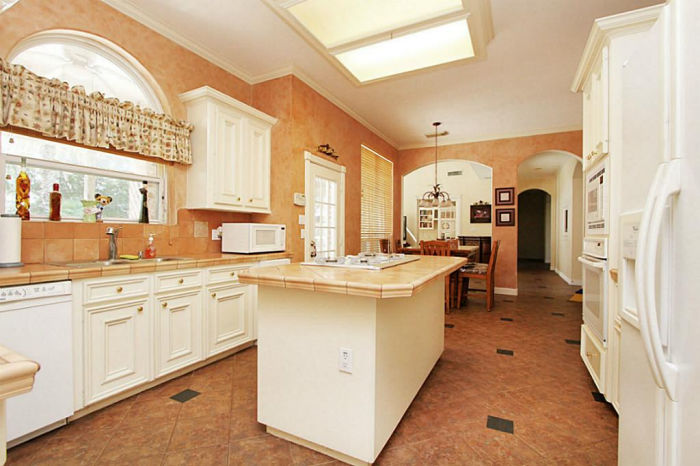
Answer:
[
  {"left": 339, "top": 347, "right": 353, "bottom": 373},
  {"left": 211, "top": 228, "right": 221, "bottom": 241},
  {"left": 300, "top": 228, "right": 305, "bottom": 239}
]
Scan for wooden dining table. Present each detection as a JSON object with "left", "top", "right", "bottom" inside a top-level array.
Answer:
[{"left": 397, "top": 245, "right": 479, "bottom": 261}]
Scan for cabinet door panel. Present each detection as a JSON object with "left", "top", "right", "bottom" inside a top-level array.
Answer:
[
  {"left": 207, "top": 284, "right": 251, "bottom": 357},
  {"left": 214, "top": 107, "right": 245, "bottom": 207},
  {"left": 155, "top": 291, "right": 203, "bottom": 378},
  {"left": 246, "top": 120, "right": 271, "bottom": 210},
  {"left": 86, "top": 299, "right": 150, "bottom": 404}
]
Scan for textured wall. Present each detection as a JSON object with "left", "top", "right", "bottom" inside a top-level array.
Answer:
[{"left": 398, "top": 131, "right": 582, "bottom": 291}]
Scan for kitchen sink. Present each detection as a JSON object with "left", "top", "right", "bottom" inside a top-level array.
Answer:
[{"left": 58, "top": 257, "right": 193, "bottom": 268}]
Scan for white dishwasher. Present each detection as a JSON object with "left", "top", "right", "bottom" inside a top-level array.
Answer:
[{"left": 0, "top": 281, "right": 73, "bottom": 445}]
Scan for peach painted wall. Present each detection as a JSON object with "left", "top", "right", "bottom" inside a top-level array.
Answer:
[
  {"left": 1, "top": 0, "right": 400, "bottom": 264},
  {"left": 252, "top": 76, "right": 400, "bottom": 262},
  {"left": 398, "top": 131, "right": 582, "bottom": 291}
]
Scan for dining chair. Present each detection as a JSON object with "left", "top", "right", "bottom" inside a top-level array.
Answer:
[
  {"left": 456, "top": 240, "right": 500, "bottom": 311},
  {"left": 420, "top": 240, "right": 456, "bottom": 311}
]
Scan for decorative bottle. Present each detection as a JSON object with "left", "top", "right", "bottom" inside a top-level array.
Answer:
[
  {"left": 139, "top": 181, "right": 149, "bottom": 224},
  {"left": 144, "top": 233, "right": 156, "bottom": 259},
  {"left": 15, "top": 158, "right": 30, "bottom": 221},
  {"left": 49, "top": 183, "right": 62, "bottom": 221}
]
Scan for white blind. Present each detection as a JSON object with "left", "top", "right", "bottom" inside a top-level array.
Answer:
[{"left": 361, "top": 145, "right": 393, "bottom": 253}]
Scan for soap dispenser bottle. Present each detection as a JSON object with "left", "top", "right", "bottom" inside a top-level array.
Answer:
[{"left": 144, "top": 233, "right": 156, "bottom": 259}]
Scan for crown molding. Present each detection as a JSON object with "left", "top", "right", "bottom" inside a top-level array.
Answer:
[
  {"left": 570, "top": 4, "right": 663, "bottom": 92},
  {"left": 101, "top": 0, "right": 253, "bottom": 83},
  {"left": 398, "top": 125, "right": 582, "bottom": 151}
]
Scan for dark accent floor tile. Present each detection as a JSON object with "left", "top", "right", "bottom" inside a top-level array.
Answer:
[
  {"left": 496, "top": 349, "right": 514, "bottom": 356},
  {"left": 444, "top": 323, "right": 455, "bottom": 328},
  {"left": 565, "top": 339, "right": 581, "bottom": 345},
  {"left": 486, "top": 415, "right": 514, "bottom": 434},
  {"left": 170, "top": 389, "right": 200, "bottom": 403},
  {"left": 552, "top": 312, "right": 565, "bottom": 317},
  {"left": 539, "top": 286, "right": 547, "bottom": 289},
  {"left": 592, "top": 392, "right": 607, "bottom": 403},
  {"left": 500, "top": 317, "right": 514, "bottom": 322},
  {"left": 503, "top": 299, "right": 514, "bottom": 303},
  {"left": 544, "top": 296, "right": 554, "bottom": 300}
]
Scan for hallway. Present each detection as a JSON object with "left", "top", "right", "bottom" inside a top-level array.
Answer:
[{"left": 6, "top": 269, "right": 616, "bottom": 465}]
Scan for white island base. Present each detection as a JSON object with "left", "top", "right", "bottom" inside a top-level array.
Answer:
[{"left": 257, "top": 278, "right": 444, "bottom": 465}]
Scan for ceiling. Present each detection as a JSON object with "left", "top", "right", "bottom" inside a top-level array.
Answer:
[
  {"left": 103, "top": 0, "right": 661, "bottom": 149},
  {"left": 518, "top": 150, "right": 578, "bottom": 182}
]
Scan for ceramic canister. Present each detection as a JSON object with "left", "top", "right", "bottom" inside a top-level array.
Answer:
[{"left": 0, "top": 214, "right": 23, "bottom": 267}]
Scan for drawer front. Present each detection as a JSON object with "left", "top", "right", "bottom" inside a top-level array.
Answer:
[
  {"left": 207, "top": 264, "right": 255, "bottom": 285},
  {"left": 154, "top": 270, "right": 203, "bottom": 293},
  {"left": 84, "top": 276, "right": 150, "bottom": 305},
  {"left": 581, "top": 324, "right": 605, "bottom": 392}
]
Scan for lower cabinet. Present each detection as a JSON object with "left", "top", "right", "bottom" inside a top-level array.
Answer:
[
  {"left": 206, "top": 283, "right": 252, "bottom": 357},
  {"left": 85, "top": 297, "right": 150, "bottom": 405},
  {"left": 76, "top": 264, "right": 260, "bottom": 409},
  {"left": 154, "top": 290, "right": 203, "bottom": 378}
]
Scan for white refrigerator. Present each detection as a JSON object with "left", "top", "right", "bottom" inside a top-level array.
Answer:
[{"left": 616, "top": 0, "right": 700, "bottom": 464}]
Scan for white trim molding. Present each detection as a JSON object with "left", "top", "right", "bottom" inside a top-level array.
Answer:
[
  {"left": 555, "top": 269, "right": 582, "bottom": 287},
  {"left": 495, "top": 287, "right": 518, "bottom": 296},
  {"left": 303, "top": 151, "right": 347, "bottom": 173}
]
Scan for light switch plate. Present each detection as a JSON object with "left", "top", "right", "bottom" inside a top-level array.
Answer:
[
  {"left": 300, "top": 228, "right": 305, "bottom": 239},
  {"left": 294, "top": 192, "right": 306, "bottom": 206},
  {"left": 298, "top": 214, "right": 305, "bottom": 225}
]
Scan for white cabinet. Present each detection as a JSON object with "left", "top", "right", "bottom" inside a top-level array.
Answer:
[
  {"left": 85, "top": 297, "right": 150, "bottom": 404},
  {"left": 206, "top": 283, "right": 252, "bottom": 357},
  {"left": 581, "top": 46, "right": 609, "bottom": 168},
  {"left": 154, "top": 290, "right": 203, "bottom": 378},
  {"left": 180, "top": 86, "right": 276, "bottom": 213}
]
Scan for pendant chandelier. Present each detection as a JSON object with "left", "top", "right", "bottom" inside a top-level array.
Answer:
[{"left": 419, "top": 122, "right": 455, "bottom": 208}]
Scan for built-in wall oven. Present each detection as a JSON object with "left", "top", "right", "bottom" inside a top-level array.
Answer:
[{"left": 578, "top": 238, "right": 608, "bottom": 344}]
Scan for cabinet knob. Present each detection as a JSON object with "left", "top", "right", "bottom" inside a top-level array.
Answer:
[
  {"left": 137, "top": 306, "right": 143, "bottom": 312},
  {"left": 249, "top": 198, "right": 253, "bottom": 203},
  {"left": 211, "top": 292, "right": 217, "bottom": 298},
  {"left": 116, "top": 286, "right": 123, "bottom": 293},
  {"left": 230, "top": 272, "right": 236, "bottom": 277},
  {"left": 162, "top": 302, "right": 168, "bottom": 308},
  {"left": 178, "top": 278, "right": 184, "bottom": 284},
  {"left": 237, "top": 197, "right": 241, "bottom": 201}
]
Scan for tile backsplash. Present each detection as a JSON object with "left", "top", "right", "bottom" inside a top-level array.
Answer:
[{"left": 21, "top": 210, "right": 251, "bottom": 264}]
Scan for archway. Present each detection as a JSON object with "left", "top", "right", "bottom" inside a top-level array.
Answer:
[
  {"left": 517, "top": 189, "right": 551, "bottom": 269},
  {"left": 517, "top": 150, "right": 583, "bottom": 284},
  {"left": 401, "top": 159, "right": 492, "bottom": 247}
]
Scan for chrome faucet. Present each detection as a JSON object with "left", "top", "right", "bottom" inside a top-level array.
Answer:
[{"left": 105, "top": 227, "right": 122, "bottom": 260}]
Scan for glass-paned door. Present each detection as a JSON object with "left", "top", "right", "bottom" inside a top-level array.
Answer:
[{"left": 305, "top": 154, "right": 345, "bottom": 261}]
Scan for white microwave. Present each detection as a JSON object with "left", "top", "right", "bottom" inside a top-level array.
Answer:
[{"left": 221, "top": 223, "right": 286, "bottom": 254}]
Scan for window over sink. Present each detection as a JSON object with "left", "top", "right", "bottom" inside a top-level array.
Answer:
[{"left": 0, "top": 31, "right": 167, "bottom": 222}]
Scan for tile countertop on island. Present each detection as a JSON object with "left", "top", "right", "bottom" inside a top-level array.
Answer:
[
  {"left": 0, "top": 252, "right": 293, "bottom": 287},
  {"left": 238, "top": 255, "right": 467, "bottom": 298}
]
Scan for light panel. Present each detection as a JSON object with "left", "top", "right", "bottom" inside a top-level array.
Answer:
[
  {"left": 335, "top": 20, "right": 474, "bottom": 83},
  {"left": 287, "top": 0, "right": 463, "bottom": 48}
]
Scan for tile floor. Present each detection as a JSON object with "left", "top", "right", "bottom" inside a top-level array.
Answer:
[{"left": 6, "top": 267, "right": 617, "bottom": 465}]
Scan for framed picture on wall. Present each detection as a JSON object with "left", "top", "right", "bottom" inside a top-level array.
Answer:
[
  {"left": 470, "top": 204, "right": 492, "bottom": 223},
  {"left": 495, "top": 187, "right": 515, "bottom": 205},
  {"left": 496, "top": 208, "right": 516, "bottom": 226}
]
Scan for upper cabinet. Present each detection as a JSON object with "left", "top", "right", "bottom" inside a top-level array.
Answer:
[
  {"left": 571, "top": 6, "right": 663, "bottom": 171},
  {"left": 180, "top": 86, "right": 277, "bottom": 213}
]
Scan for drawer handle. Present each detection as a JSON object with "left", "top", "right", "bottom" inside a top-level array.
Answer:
[
  {"left": 178, "top": 278, "right": 184, "bottom": 284},
  {"left": 248, "top": 198, "right": 253, "bottom": 203},
  {"left": 137, "top": 306, "right": 143, "bottom": 312},
  {"left": 116, "top": 286, "right": 123, "bottom": 293},
  {"left": 211, "top": 292, "right": 217, "bottom": 298},
  {"left": 162, "top": 302, "right": 168, "bottom": 308}
]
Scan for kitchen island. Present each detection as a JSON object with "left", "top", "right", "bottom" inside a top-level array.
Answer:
[{"left": 238, "top": 255, "right": 466, "bottom": 465}]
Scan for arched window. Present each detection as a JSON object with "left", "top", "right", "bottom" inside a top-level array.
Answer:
[{"left": 2, "top": 31, "right": 167, "bottom": 223}]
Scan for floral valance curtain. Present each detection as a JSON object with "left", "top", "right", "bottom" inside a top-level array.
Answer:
[{"left": 0, "top": 57, "right": 194, "bottom": 164}]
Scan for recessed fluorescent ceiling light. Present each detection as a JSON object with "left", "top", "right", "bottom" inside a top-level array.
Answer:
[
  {"left": 287, "top": 0, "right": 463, "bottom": 48},
  {"left": 335, "top": 20, "right": 474, "bottom": 83}
]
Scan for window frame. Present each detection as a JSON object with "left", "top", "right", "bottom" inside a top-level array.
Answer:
[{"left": 2, "top": 148, "right": 167, "bottom": 224}]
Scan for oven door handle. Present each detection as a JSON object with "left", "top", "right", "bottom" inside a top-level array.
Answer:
[
  {"left": 577, "top": 256, "right": 606, "bottom": 269},
  {"left": 635, "top": 159, "right": 680, "bottom": 401}
]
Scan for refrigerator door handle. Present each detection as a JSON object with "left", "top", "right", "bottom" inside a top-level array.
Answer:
[
  {"left": 577, "top": 256, "right": 607, "bottom": 269},
  {"left": 635, "top": 159, "right": 680, "bottom": 401}
]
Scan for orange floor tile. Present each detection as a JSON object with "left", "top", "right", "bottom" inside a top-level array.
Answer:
[{"left": 6, "top": 266, "right": 616, "bottom": 465}]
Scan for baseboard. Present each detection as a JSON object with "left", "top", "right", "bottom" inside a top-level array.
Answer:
[
  {"left": 495, "top": 287, "right": 518, "bottom": 296},
  {"left": 555, "top": 269, "right": 581, "bottom": 286}
]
